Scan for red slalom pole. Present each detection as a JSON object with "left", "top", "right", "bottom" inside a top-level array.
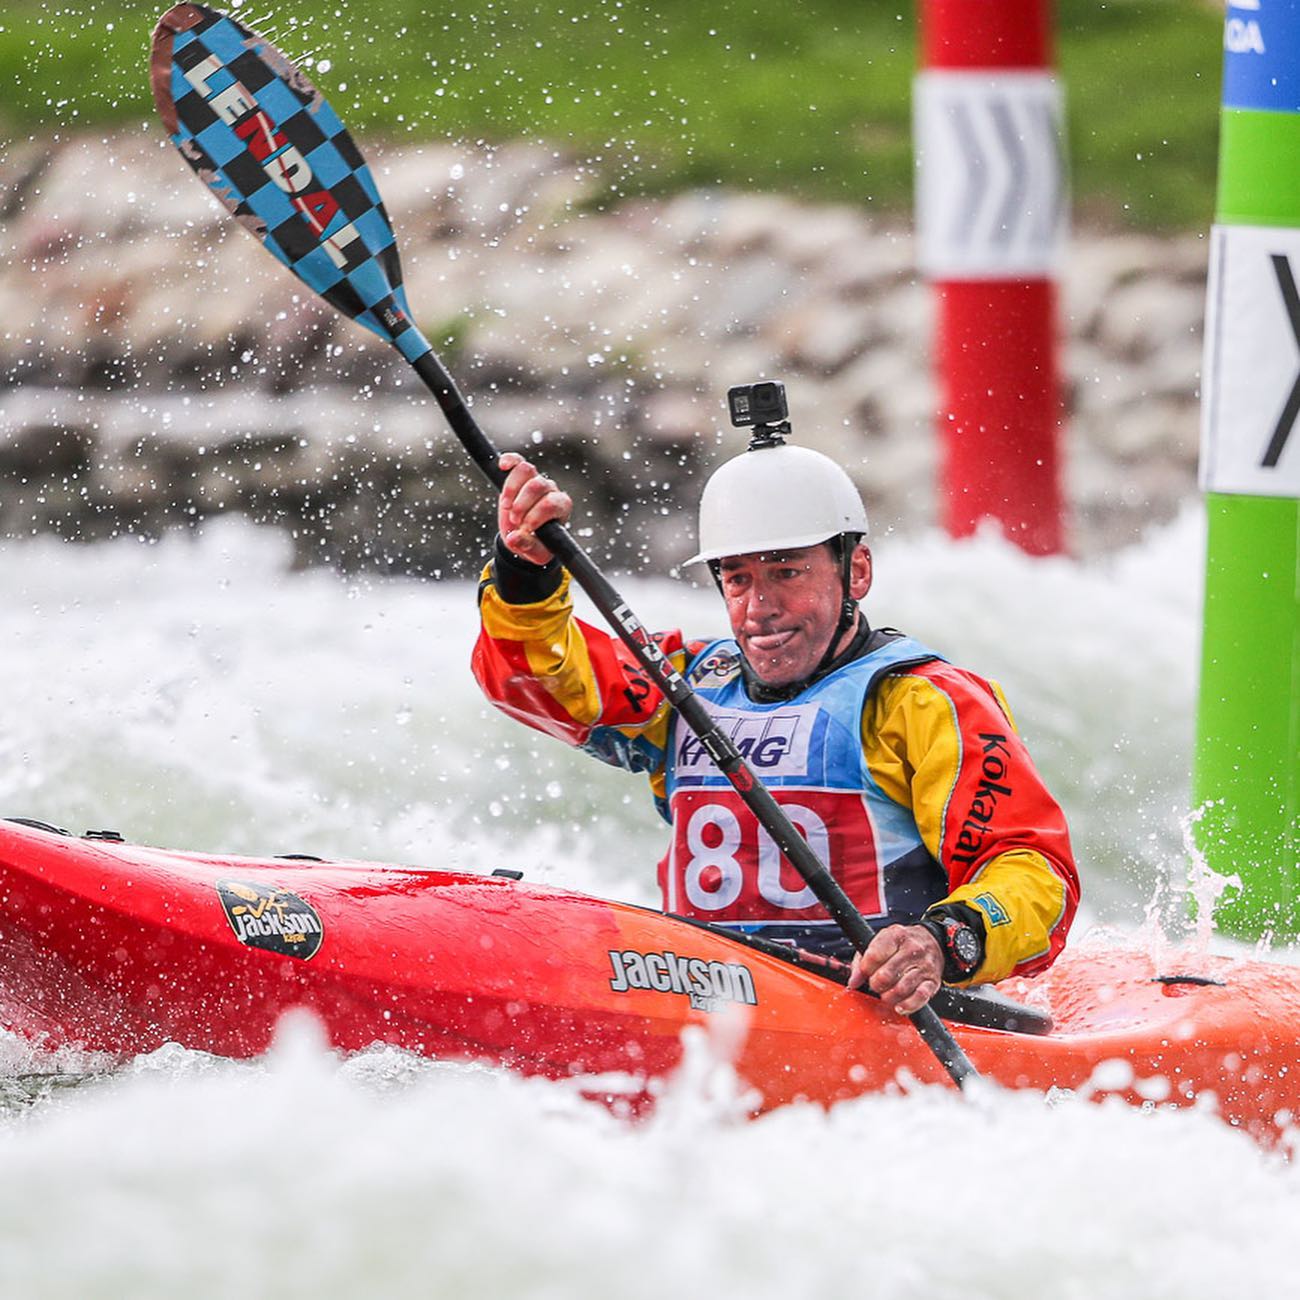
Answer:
[{"left": 915, "top": 0, "right": 1067, "bottom": 556}]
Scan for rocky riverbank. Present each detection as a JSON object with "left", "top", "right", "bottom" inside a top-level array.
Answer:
[{"left": 0, "top": 130, "right": 1208, "bottom": 574}]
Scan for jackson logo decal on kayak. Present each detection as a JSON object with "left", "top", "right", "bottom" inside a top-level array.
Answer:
[
  {"left": 607, "top": 949, "right": 757, "bottom": 1013},
  {"left": 216, "top": 880, "right": 324, "bottom": 960}
]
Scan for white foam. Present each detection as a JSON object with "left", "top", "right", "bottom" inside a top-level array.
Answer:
[
  {"left": 0, "top": 1023, "right": 1295, "bottom": 1299},
  {"left": 2, "top": 512, "right": 1295, "bottom": 1295}
]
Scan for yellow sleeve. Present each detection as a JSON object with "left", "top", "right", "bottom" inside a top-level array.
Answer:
[
  {"left": 863, "top": 668, "right": 1079, "bottom": 984},
  {"left": 478, "top": 566, "right": 605, "bottom": 726},
  {"left": 474, "top": 564, "right": 686, "bottom": 799}
]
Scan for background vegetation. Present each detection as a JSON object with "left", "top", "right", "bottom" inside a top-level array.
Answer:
[{"left": 0, "top": 0, "right": 1223, "bottom": 229}]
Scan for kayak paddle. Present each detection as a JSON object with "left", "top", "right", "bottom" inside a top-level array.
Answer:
[{"left": 148, "top": 2, "right": 979, "bottom": 1088}]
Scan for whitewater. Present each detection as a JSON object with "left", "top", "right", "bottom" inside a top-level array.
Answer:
[{"left": 1, "top": 509, "right": 1297, "bottom": 1299}]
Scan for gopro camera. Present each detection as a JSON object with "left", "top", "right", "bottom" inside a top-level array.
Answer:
[{"left": 727, "top": 381, "right": 788, "bottom": 429}]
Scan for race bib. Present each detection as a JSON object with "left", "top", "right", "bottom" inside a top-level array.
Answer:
[{"left": 661, "top": 787, "right": 884, "bottom": 922}]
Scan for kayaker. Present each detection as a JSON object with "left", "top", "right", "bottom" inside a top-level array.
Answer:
[{"left": 472, "top": 387, "right": 1079, "bottom": 1015}]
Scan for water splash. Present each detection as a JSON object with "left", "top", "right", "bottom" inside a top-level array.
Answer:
[{"left": 3, "top": 513, "right": 1298, "bottom": 1295}]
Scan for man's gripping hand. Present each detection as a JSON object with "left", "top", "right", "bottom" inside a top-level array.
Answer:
[
  {"left": 846, "top": 925, "right": 944, "bottom": 1015},
  {"left": 497, "top": 452, "right": 573, "bottom": 566}
]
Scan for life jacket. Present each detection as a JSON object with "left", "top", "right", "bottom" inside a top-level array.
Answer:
[{"left": 659, "top": 634, "right": 949, "bottom": 956}]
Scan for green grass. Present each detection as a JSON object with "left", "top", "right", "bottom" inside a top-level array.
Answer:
[
  {"left": 0, "top": 0, "right": 1224, "bottom": 229},
  {"left": 1058, "top": 0, "right": 1223, "bottom": 229}
]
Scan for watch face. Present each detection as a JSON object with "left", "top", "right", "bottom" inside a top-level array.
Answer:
[{"left": 952, "top": 925, "right": 980, "bottom": 968}]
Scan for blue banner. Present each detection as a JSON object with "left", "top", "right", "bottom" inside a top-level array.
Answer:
[{"left": 1223, "top": 0, "right": 1300, "bottom": 112}]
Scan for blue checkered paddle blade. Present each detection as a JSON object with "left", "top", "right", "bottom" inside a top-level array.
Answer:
[{"left": 151, "top": 3, "right": 431, "bottom": 362}]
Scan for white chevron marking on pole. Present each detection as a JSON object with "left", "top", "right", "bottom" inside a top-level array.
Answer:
[{"left": 915, "top": 70, "right": 1067, "bottom": 278}]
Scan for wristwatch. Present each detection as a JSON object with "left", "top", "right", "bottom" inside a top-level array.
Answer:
[{"left": 920, "top": 909, "right": 985, "bottom": 983}]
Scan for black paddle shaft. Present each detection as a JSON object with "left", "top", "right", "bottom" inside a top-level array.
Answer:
[
  {"left": 148, "top": 0, "right": 974, "bottom": 1089},
  {"left": 411, "top": 352, "right": 979, "bottom": 1088}
]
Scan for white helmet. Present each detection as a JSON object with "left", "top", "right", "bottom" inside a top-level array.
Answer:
[{"left": 687, "top": 442, "right": 869, "bottom": 565}]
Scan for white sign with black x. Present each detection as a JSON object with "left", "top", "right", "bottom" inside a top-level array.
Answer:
[{"left": 1201, "top": 222, "right": 1300, "bottom": 498}]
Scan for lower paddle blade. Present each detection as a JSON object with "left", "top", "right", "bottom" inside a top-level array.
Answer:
[{"left": 150, "top": 3, "right": 430, "bottom": 361}]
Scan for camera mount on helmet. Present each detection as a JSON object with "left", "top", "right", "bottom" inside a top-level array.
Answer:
[
  {"left": 727, "top": 381, "right": 790, "bottom": 450},
  {"left": 689, "top": 380, "right": 868, "bottom": 567}
]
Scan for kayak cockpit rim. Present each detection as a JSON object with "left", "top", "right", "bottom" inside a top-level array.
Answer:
[{"left": 666, "top": 912, "right": 1054, "bottom": 1036}]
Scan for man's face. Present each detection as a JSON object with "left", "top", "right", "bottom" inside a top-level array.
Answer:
[{"left": 718, "top": 542, "right": 869, "bottom": 687}]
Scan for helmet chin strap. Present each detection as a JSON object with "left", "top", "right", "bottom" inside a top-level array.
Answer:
[{"left": 807, "top": 533, "right": 861, "bottom": 682}]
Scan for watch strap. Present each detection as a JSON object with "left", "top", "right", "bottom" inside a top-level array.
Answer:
[{"left": 920, "top": 903, "right": 987, "bottom": 983}]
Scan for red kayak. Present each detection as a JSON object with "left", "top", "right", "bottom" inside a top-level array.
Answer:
[{"left": 1, "top": 818, "right": 1297, "bottom": 1140}]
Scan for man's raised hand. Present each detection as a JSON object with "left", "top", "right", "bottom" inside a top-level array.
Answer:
[{"left": 498, "top": 453, "right": 573, "bottom": 566}]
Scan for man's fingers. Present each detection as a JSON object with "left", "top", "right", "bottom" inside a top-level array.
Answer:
[
  {"left": 498, "top": 456, "right": 532, "bottom": 531},
  {"left": 498, "top": 452, "right": 528, "bottom": 495},
  {"left": 497, "top": 454, "right": 562, "bottom": 563},
  {"left": 868, "top": 944, "right": 921, "bottom": 997},
  {"left": 512, "top": 475, "right": 561, "bottom": 524},
  {"left": 883, "top": 967, "right": 941, "bottom": 1015},
  {"left": 846, "top": 924, "right": 943, "bottom": 1014},
  {"left": 846, "top": 928, "right": 904, "bottom": 991},
  {"left": 501, "top": 463, "right": 569, "bottom": 531},
  {"left": 515, "top": 497, "right": 571, "bottom": 548},
  {"left": 496, "top": 455, "right": 572, "bottom": 564},
  {"left": 500, "top": 458, "right": 538, "bottom": 512}
]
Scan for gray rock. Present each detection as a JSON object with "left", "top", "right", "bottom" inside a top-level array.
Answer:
[{"left": 0, "top": 130, "right": 1212, "bottom": 570}]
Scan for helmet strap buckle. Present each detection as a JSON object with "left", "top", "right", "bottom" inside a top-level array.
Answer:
[{"left": 804, "top": 533, "right": 862, "bottom": 683}]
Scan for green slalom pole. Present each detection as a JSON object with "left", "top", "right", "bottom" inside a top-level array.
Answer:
[{"left": 1196, "top": 4, "right": 1300, "bottom": 937}]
